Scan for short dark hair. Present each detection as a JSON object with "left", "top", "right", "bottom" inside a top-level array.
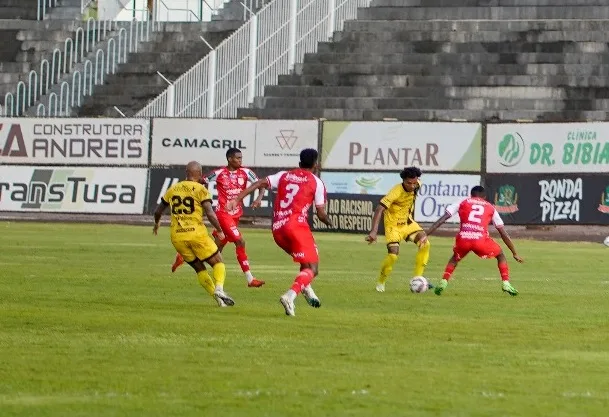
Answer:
[
  {"left": 226, "top": 148, "right": 241, "bottom": 159},
  {"left": 400, "top": 167, "right": 422, "bottom": 180},
  {"left": 471, "top": 185, "right": 485, "bottom": 197},
  {"left": 299, "top": 148, "right": 318, "bottom": 169}
]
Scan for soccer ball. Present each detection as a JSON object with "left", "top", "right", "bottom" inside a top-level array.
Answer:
[
  {"left": 410, "top": 276, "right": 429, "bottom": 293},
  {"left": 603, "top": 236, "right": 609, "bottom": 247}
]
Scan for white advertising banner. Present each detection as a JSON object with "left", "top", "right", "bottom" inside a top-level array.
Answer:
[
  {"left": 321, "top": 121, "right": 482, "bottom": 171},
  {"left": 487, "top": 123, "right": 609, "bottom": 173},
  {"left": 321, "top": 172, "right": 481, "bottom": 223},
  {"left": 151, "top": 119, "right": 318, "bottom": 167},
  {"left": 0, "top": 166, "right": 148, "bottom": 214},
  {"left": 0, "top": 118, "right": 150, "bottom": 165}
]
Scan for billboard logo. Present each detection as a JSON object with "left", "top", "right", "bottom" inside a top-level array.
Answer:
[
  {"left": 0, "top": 123, "right": 27, "bottom": 157},
  {"left": 599, "top": 186, "right": 609, "bottom": 214},
  {"left": 494, "top": 184, "right": 519, "bottom": 214},
  {"left": 497, "top": 133, "right": 525, "bottom": 167},
  {"left": 276, "top": 130, "right": 298, "bottom": 150}
]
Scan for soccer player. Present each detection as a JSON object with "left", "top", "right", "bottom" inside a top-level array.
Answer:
[
  {"left": 366, "top": 167, "right": 432, "bottom": 292},
  {"left": 423, "top": 185, "right": 523, "bottom": 296},
  {"left": 171, "top": 148, "right": 265, "bottom": 288},
  {"left": 227, "top": 148, "right": 333, "bottom": 317},
  {"left": 153, "top": 161, "right": 235, "bottom": 307}
]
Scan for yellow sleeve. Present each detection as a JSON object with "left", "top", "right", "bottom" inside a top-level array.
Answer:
[
  {"left": 199, "top": 184, "right": 213, "bottom": 204},
  {"left": 162, "top": 186, "right": 172, "bottom": 205},
  {"left": 380, "top": 184, "right": 401, "bottom": 209}
]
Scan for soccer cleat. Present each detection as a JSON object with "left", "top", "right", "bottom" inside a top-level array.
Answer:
[
  {"left": 302, "top": 286, "right": 321, "bottom": 308},
  {"left": 214, "top": 290, "right": 235, "bottom": 307},
  {"left": 215, "top": 296, "right": 227, "bottom": 308},
  {"left": 376, "top": 283, "right": 385, "bottom": 293},
  {"left": 280, "top": 294, "right": 296, "bottom": 316},
  {"left": 171, "top": 253, "right": 185, "bottom": 273},
  {"left": 248, "top": 278, "right": 266, "bottom": 288},
  {"left": 434, "top": 279, "right": 449, "bottom": 296},
  {"left": 502, "top": 281, "right": 519, "bottom": 296}
]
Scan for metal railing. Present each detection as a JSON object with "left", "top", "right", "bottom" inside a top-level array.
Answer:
[
  {"left": 37, "top": 0, "right": 58, "bottom": 20},
  {"left": 136, "top": 0, "right": 370, "bottom": 119},
  {"left": 0, "top": 19, "right": 156, "bottom": 118}
]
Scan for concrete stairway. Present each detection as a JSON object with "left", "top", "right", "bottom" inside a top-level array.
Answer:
[
  {"left": 0, "top": 0, "right": 42, "bottom": 19},
  {"left": 238, "top": 0, "right": 609, "bottom": 122},
  {"left": 72, "top": 21, "right": 241, "bottom": 117}
]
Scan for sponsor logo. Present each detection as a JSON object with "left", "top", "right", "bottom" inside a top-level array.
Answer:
[
  {"left": 497, "top": 133, "right": 525, "bottom": 167},
  {"left": 539, "top": 178, "right": 582, "bottom": 222},
  {"left": 276, "top": 130, "right": 298, "bottom": 150},
  {"left": 0, "top": 168, "right": 136, "bottom": 210},
  {"left": 493, "top": 185, "right": 519, "bottom": 214},
  {"left": 354, "top": 176, "right": 382, "bottom": 194},
  {"left": 599, "top": 186, "right": 609, "bottom": 214},
  {"left": 161, "top": 138, "right": 247, "bottom": 150}
]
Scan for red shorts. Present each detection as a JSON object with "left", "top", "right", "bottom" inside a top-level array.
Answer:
[
  {"left": 212, "top": 211, "right": 241, "bottom": 243},
  {"left": 273, "top": 227, "right": 319, "bottom": 264},
  {"left": 453, "top": 237, "right": 502, "bottom": 261}
]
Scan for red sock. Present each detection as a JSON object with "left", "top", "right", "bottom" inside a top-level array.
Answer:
[
  {"left": 443, "top": 263, "right": 456, "bottom": 280},
  {"left": 290, "top": 268, "right": 315, "bottom": 294},
  {"left": 235, "top": 246, "right": 250, "bottom": 273},
  {"left": 498, "top": 262, "right": 510, "bottom": 281}
]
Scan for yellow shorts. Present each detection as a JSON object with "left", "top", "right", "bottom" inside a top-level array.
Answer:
[
  {"left": 171, "top": 234, "right": 219, "bottom": 263},
  {"left": 384, "top": 221, "right": 423, "bottom": 245}
]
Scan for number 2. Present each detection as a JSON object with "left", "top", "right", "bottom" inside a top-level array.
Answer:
[
  {"left": 171, "top": 196, "right": 195, "bottom": 215},
  {"left": 468, "top": 204, "right": 484, "bottom": 223},
  {"left": 280, "top": 184, "right": 300, "bottom": 208}
]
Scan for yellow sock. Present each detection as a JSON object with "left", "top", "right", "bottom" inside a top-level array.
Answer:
[
  {"left": 414, "top": 239, "right": 431, "bottom": 276},
  {"left": 196, "top": 270, "right": 215, "bottom": 296},
  {"left": 378, "top": 253, "right": 398, "bottom": 284},
  {"left": 212, "top": 262, "right": 226, "bottom": 290}
]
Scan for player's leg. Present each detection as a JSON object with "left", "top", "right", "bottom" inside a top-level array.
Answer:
[
  {"left": 435, "top": 239, "right": 469, "bottom": 295},
  {"left": 228, "top": 217, "right": 265, "bottom": 288},
  {"left": 473, "top": 238, "right": 518, "bottom": 296},
  {"left": 406, "top": 223, "right": 431, "bottom": 277},
  {"left": 212, "top": 212, "right": 230, "bottom": 252},
  {"left": 376, "top": 224, "right": 401, "bottom": 292},
  {"left": 192, "top": 236, "right": 235, "bottom": 306},
  {"left": 172, "top": 240, "right": 218, "bottom": 304}
]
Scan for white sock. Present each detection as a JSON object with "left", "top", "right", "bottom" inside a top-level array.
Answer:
[
  {"left": 245, "top": 271, "right": 254, "bottom": 283},
  {"left": 215, "top": 284, "right": 224, "bottom": 293},
  {"left": 287, "top": 289, "right": 297, "bottom": 302}
]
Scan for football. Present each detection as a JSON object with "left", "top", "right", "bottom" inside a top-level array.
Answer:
[
  {"left": 410, "top": 276, "right": 429, "bottom": 293},
  {"left": 603, "top": 236, "right": 609, "bottom": 247}
]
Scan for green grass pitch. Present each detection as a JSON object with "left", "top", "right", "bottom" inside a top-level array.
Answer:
[{"left": 1, "top": 221, "right": 609, "bottom": 416}]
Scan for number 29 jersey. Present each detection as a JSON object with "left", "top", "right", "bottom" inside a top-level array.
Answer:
[
  {"left": 266, "top": 169, "right": 327, "bottom": 232},
  {"left": 162, "top": 180, "right": 213, "bottom": 241},
  {"left": 445, "top": 197, "right": 504, "bottom": 240}
]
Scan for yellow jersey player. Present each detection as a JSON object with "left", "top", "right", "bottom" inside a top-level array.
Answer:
[
  {"left": 153, "top": 161, "right": 235, "bottom": 307},
  {"left": 365, "top": 167, "right": 432, "bottom": 292}
]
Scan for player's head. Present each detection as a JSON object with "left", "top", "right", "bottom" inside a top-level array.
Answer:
[
  {"left": 299, "top": 148, "right": 318, "bottom": 171},
  {"left": 226, "top": 148, "right": 242, "bottom": 169},
  {"left": 471, "top": 185, "right": 486, "bottom": 198},
  {"left": 185, "top": 160, "right": 203, "bottom": 181},
  {"left": 399, "top": 166, "right": 422, "bottom": 192}
]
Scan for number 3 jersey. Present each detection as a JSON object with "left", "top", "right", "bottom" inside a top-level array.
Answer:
[
  {"left": 445, "top": 197, "right": 505, "bottom": 240},
  {"left": 266, "top": 169, "right": 327, "bottom": 232},
  {"left": 162, "top": 180, "right": 213, "bottom": 241}
]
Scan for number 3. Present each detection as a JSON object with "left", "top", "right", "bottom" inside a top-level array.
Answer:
[
  {"left": 468, "top": 204, "right": 484, "bottom": 223},
  {"left": 280, "top": 184, "right": 300, "bottom": 208}
]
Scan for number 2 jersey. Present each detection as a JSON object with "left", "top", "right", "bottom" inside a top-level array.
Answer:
[
  {"left": 445, "top": 197, "right": 505, "bottom": 240},
  {"left": 266, "top": 169, "right": 327, "bottom": 232},
  {"left": 162, "top": 180, "right": 213, "bottom": 241}
]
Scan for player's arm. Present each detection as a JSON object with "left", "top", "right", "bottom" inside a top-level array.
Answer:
[
  {"left": 202, "top": 200, "right": 225, "bottom": 241},
  {"left": 248, "top": 169, "right": 266, "bottom": 208},
  {"left": 229, "top": 178, "right": 269, "bottom": 210},
  {"left": 493, "top": 210, "right": 524, "bottom": 263},
  {"left": 425, "top": 201, "right": 459, "bottom": 237},
  {"left": 313, "top": 177, "right": 333, "bottom": 227},
  {"left": 152, "top": 199, "right": 169, "bottom": 235},
  {"left": 366, "top": 204, "right": 386, "bottom": 244}
]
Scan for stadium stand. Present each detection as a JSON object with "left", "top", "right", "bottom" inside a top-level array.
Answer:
[{"left": 238, "top": 0, "right": 609, "bottom": 121}]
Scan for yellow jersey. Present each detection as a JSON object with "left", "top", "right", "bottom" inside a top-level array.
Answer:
[
  {"left": 162, "top": 180, "right": 212, "bottom": 241},
  {"left": 380, "top": 181, "right": 421, "bottom": 226}
]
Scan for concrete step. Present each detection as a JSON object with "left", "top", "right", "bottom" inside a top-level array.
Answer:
[
  {"left": 16, "top": 30, "right": 81, "bottom": 42},
  {"left": 371, "top": 0, "right": 609, "bottom": 6},
  {"left": 0, "top": 7, "right": 39, "bottom": 20},
  {"left": 237, "top": 106, "right": 609, "bottom": 122},
  {"left": 0, "top": 19, "right": 80, "bottom": 30},
  {"left": 317, "top": 40, "right": 609, "bottom": 54},
  {"left": 159, "top": 21, "right": 243, "bottom": 32},
  {"left": 135, "top": 40, "right": 225, "bottom": 54},
  {"left": 149, "top": 29, "right": 236, "bottom": 43},
  {"left": 127, "top": 51, "right": 212, "bottom": 64},
  {"left": 262, "top": 85, "right": 609, "bottom": 100},
  {"left": 299, "top": 63, "right": 609, "bottom": 77},
  {"left": 0, "top": 61, "right": 30, "bottom": 72},
  {"left": 254, "top": 96, "right": 609, "bottom": 111},
  {"left": 277, "top": 73, "right": 609, "bottom": 87},
  {"left": 304, "top": 52, "right": 609, "bottom": 65},
  {"left": 337, "top": 30, "right": 609, "bottom": 43},
  {"left": 345, "top": 19, "right": 609, "bottom": 33},
  {"left": 114, "top": 61, "right": 200, "bottom": 74},
  {"left": 357, "top": 6, "right": 609, "bottom": 20}
]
